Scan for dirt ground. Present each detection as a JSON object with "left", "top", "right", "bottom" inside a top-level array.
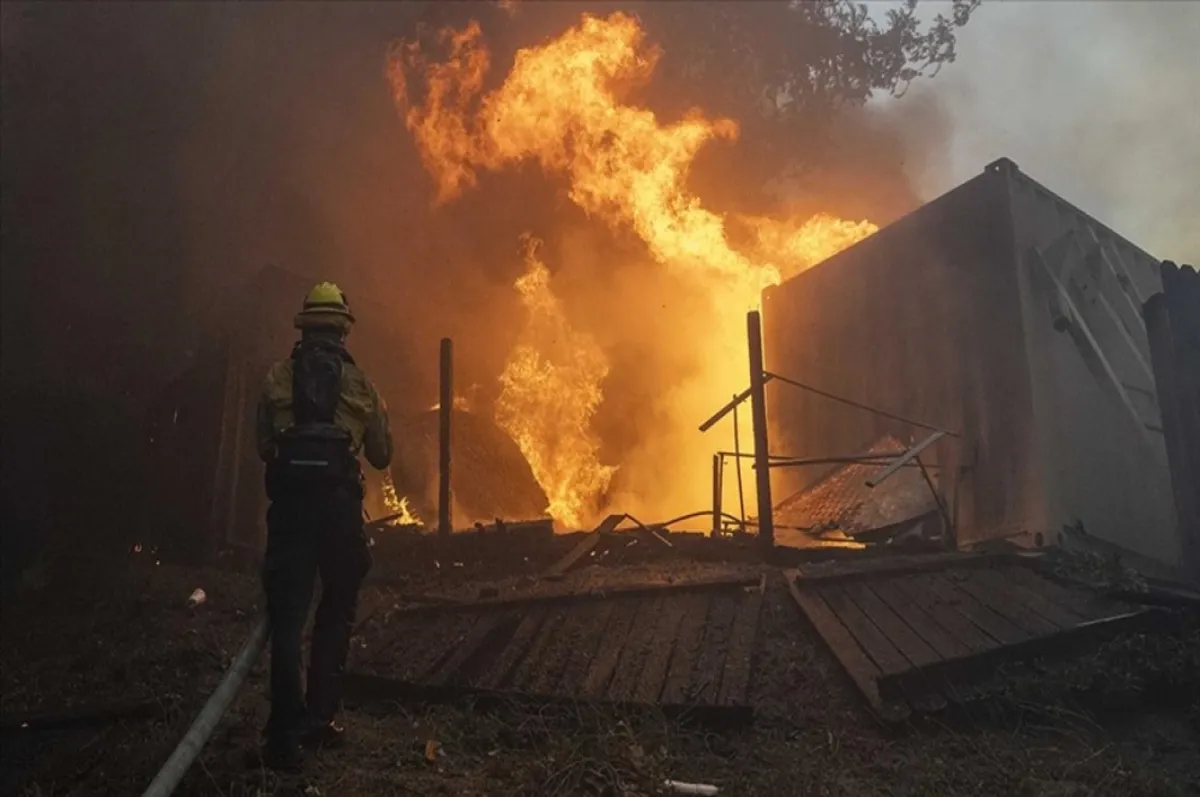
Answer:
[{"left": 2, "top": 542, "right": 1199, "bottom": 797}]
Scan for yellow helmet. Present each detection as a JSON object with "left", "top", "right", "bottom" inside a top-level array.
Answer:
[{"left": 294, "top": 282, "right": 355, "bottom": 331}]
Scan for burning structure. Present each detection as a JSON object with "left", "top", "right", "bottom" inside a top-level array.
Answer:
[
  {"left": 142, "top": 12, "right": 1196, "bottom": 583},
  {"left": 764, "top": 158, "right": 1197, "bottom": 581},
  {"left": 387, "top": 12, "right": 880, "bottom": 529}
]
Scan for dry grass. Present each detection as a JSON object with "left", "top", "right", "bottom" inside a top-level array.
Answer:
[{"left": 3, "top": 556, "right": 1198, "bottom": 797}]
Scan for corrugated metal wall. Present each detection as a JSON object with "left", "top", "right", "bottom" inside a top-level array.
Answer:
[
  {"left": 764, "top": 159, "right": 1181, "bottom": 571},
  {"left": 1000, "top": 163, "right": 1178, "bottom": 568},
  {"left": 763, "top": 163, "right": 1046, "bottom": 546}
]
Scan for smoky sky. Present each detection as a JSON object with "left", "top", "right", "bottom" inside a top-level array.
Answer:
[{"left": 893, "top": 0, "right": 1200, "bottom": 266}]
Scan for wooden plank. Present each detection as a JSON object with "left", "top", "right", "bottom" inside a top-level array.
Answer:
[
  {"left": 509, "top": 607, "right": 570, "bottom": 693},
  {"left": 523, "top": 606, "right": 597, "bottom": 697},
  {"left": 880, "top": 608, "right": 1164, "bottom": 702},
  {"left": 871, "top": 580, "right": 973, "bottom": 659},
  {"left": 659, "top": 593, "right": 713, "bottom": 705},
  {"left": 387, "top": 574, "right": 760, "bottom": 619},
  {"left": 473, "top": 608, "right": 548, "bottom": 690},
  {"left": 785, "top": 578, "right": 897, "bottom": 718},
  {"left": 425, "top": 612, "right": 517, "bottom": 687},
  {"left": 411, "top": 613, "right": 494, "bottom": 682},
  {"left": 975, "top": 567, "right": 1086, "bottom": 629},
  {"left": 633, "top": 596, "right": 691, "bottom": 705},
  {"left": 581, "top": 599, "right": 641, "bottom": 698},
  {"left": 1003, "top": 565, "right": 1118, "bottom": 620},
  {"left": 842, "top": 582, "right": 941, "bottom": 668},
  {"left": 385, "top": 615, "right": 477, "bottom": 682},
  {"left": 356, "top": 613, "right": 441, "bottom": 669},
  {"left": 340, "top": 671, "right": 753, "bottom": 727},
  {"left": 925, "top": 575, "right": 1031, "bottom": 646},
  {"left": 819, "top": 585, "right": 911, "bottom": 675},
  {"left": 947, "top": 571, "right": 1063, "bottom": 637},
  {"left": 543, "top": 532, "right": 604, "bottom": 578},
  {"left": 791, "top": 552, "right": 1021, "bottom": 587},
  {"left": 689, "top": 593, "right": 741, "bottom": 704},
  {"left": 553, "top": 601, "right": 618, "bottom": 695},
  {"left": 887, "top": 576, "right": 999, "bottom": 654},
  {"left": 716, "top": 585, "right": 765, "bottom": 706},
  {"left": 607, "top": 597, "right": 669, "bottom": 702}
]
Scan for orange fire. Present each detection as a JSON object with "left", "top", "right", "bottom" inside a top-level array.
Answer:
[
  {"left": 388, "top": 13, "right": 877, "bottom": 527},
  {"left": 381, "top": 470, "right": 422, "bottom": 526},
  {"left": 494, "top": 237, "right": 615, "bottom": 528}
]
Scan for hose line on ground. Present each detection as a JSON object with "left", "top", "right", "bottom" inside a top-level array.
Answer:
[{"left": 141, "top": 615, "right": 269, "bottom": 797}]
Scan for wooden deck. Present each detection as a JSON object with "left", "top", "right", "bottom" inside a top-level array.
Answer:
[
  {"left": 786, "top": 554, "right": 1155, "bottom": 720},
  {"left": 348, "top": 575, "right": 766, "bottom": 720}
]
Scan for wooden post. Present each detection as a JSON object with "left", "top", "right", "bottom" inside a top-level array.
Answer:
[
  {"left": 747, "top": 311, "right": 774, "bottom": 550},
  {"left": 438, "top": 338, "right": 453, "bottom": 537},
  {"left": 711, "top": 454, "right": 722, "bottom": 537},
  {"left": 1145, "top": 263, "right": 1200, "bottom": 582}
]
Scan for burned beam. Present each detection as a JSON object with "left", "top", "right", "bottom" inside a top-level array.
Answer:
[
  {"left": 385, "top": 574, "right": 762, "bottom": 619},
  {"left": 711, "top": 454, "right": 722, "bottom": 537},
  {"left": 438, "top": 337, "right": 453, "bottom": 537},
  {"left": 747, "top": 311, "right": 774, "bottom": 550},
  {"left": 876, "top": 608, "right": 1168, "bottom": 704},
  {"left": 341, "top": 672, "right": 753, "bottom": 727},
  {"left": 786, "top": 552, "right": 1031, "bottom": 588},
  {"left": 697, "top": 376, "right": 775, "bottom": 433}
]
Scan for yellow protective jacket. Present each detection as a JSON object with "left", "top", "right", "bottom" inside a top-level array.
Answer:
[{"left": 256, "top": 355, "right": 393, "bottom": 471}]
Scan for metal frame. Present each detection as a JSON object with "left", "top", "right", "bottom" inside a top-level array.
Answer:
[{"left": 698, "top": 312, "right": 962, "bottom": 547}]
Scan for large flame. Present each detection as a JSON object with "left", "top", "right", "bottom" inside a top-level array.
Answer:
[
  {"left": 388, "top": 13, "right": 877, "bottom": 527},
  {"left": 495, "top": 237, "right": 615, "bottom": 528}
]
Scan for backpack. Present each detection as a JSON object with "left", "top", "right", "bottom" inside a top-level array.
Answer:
[{"left": 266, "top": 340, "right": 361, "bottom": 498}]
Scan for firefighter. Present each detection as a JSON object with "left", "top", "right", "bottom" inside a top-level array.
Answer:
[{"left": 256, "top": 282, "right": 393, "bottom": 770}]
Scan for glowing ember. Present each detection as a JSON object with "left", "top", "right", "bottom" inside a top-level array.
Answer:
[
  {"left": 389, "top": 13, "right": 877, "bottom": 522},
  {"left": 495, "top": 237, "right": 615, "bottom": 528},
  {"left": 381, "top": 470, "right": 422, "bottom": 526},
  {"left": 430, "top": 395, "right": 472, "bottom": 412}
]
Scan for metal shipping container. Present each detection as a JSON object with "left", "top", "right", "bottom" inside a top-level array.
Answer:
[{"left": 763, "top": 158, "right": 1181, "bottom": 575}]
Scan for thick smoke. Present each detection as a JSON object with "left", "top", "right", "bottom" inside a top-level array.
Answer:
[{"left": 899, "top": 0, "right": 1199, "bottom": 264}]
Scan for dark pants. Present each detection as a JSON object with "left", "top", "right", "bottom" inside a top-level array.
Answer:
[{"left": 261, "top": 489, "right": 371, "bottom": 744}]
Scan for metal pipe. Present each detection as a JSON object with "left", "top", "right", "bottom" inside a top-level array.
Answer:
[
  {"left": 747, "top": 312, "right": 774, "bottom": 549},
  {"left": 716, "top": 451, "right": 812, "bottom": 460},
  {"left": 141, "top": 616, "right": 269, "bottom": 797},
  {"left": 766, "top": 459, "right": 944, "bottom": 470},
  {"left": 438, "top": 338, "right": 453, "bottom": 536},
  {"left": 710, "top": 454, "right": 721, "bottom": 537},
  {"left": 732, "top": 396, "right": 747, "bottom": 528},
  {"left": 764, "top": 456, "right": 914, "bottom": 469},
  {"left": 765, "top": 370, "right": 959, "bottom": 438},
  {"left": 697, "top": 375, "right": 774, "bottom": 433},
  {"left": 865, "top": 431, "right": 947, "bottom": 488}
]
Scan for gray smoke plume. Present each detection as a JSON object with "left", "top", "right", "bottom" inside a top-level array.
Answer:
[{"left": 897, "top": 0, "right": 1199, "bottom": 264}]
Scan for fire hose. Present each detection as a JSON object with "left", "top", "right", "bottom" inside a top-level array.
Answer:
[{"left": 141, "top": 615, "right": 269, "bottom": 797}]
